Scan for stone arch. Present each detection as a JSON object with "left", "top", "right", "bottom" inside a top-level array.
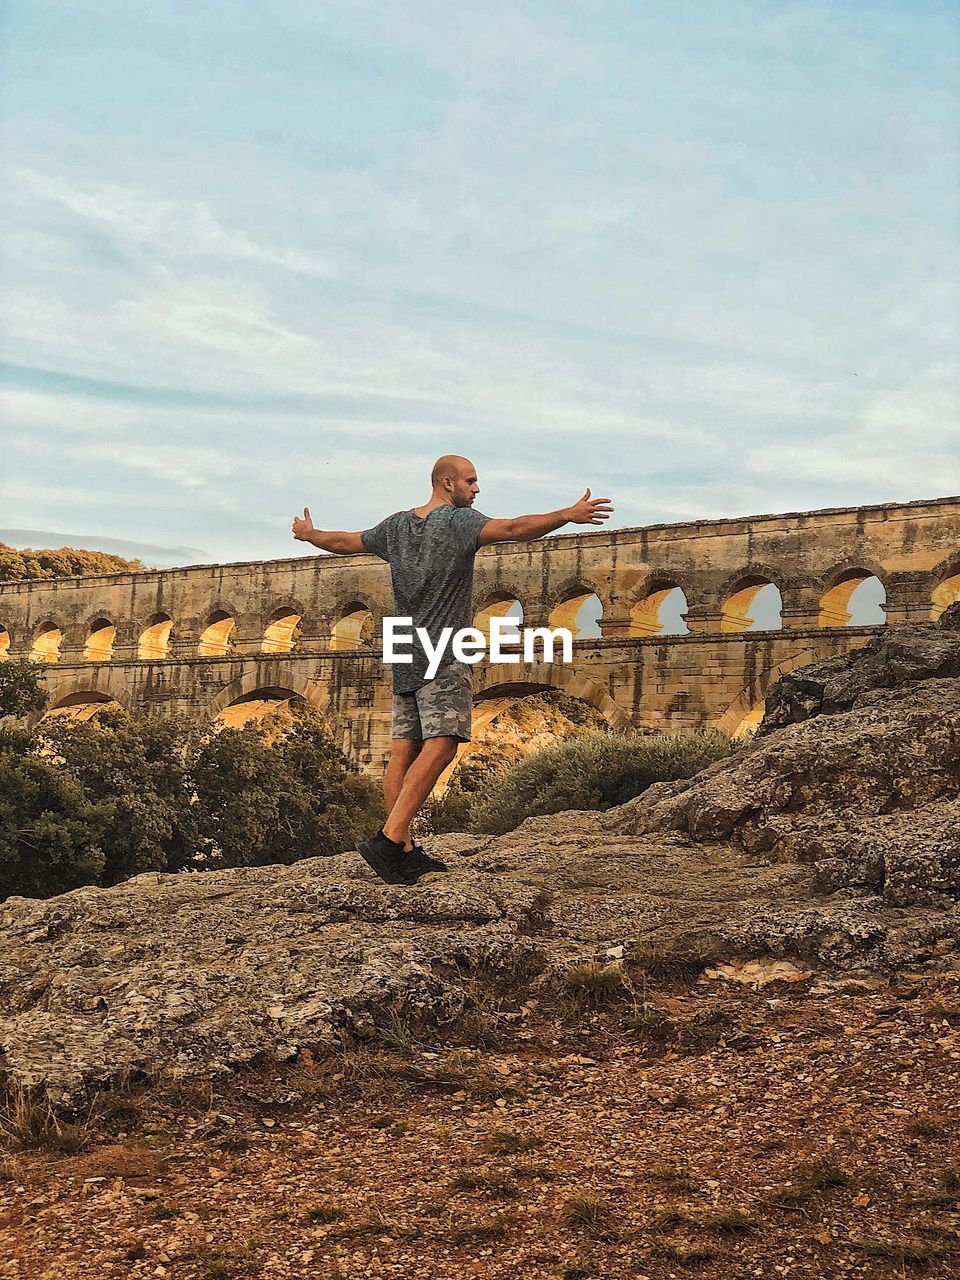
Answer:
[
  {"left": 83, "top": 617, "right": 117, "bottom": 661},
  {"left": 818, "top": 563, "right": 888, "bottom": 628},
  {"left": 473, "top": 665, "right": 632, "bottom": 732},
  {"left": 262, "top": 605, "right": 303, "bottom": 654},
  {"left": 930, "top": 553, "right": 960, "bottom": 622},
  {"left": 547, "top": 578, "right": 606, "bottom": 639},
  {"left": 730, "top": 703, "right": 765, "bottom": 739},
  {"left": 32, "top": 672, "right": 130, "bottom": 728},
  {"left": 330, "top": 596, "right": 377, "bottom": 651},
  {"left": 208, "top": 667, "right": 332, "bottom": 721},
  {"left": 719, "top": 571, "right": 783, "bottom": 634},
  {"left": 139, "top": 612, "right": 173, "bottom": 660},
  {"left": 43, "top": 689, "right": 122, "bottom": 722},
  {"left": 198, "top": 608, "right": 236, "bottom": 657},
  {"left": 714, "top": 645, "right": 826, "bottom": 736},
  {"left": 30, "top": 620, "right": 63, "bottom": 663},
  {"left": 627, "top": 575, "right": 691, "bottom": 637},
  {"left": 473, "top": 587, "right": 525, "bottom": 642}
]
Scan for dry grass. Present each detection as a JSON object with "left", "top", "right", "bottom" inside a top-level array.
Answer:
[
  {"left": 906, "top": 1114, "right": 946, "bottom": 1138},
  {"left": 481, "top": 1127, "right": 543, "bottom": 1156},
  {"left": 848, "top": 1235, "right": 948, "bottom": 1266},
  {"left": 450, "top": 1166, "right": 518, "bottom": 1199},
  {"left": 651, "top": 1236, "right": 718, "bottom": 1264},
  {"left": 562, "top": 1191, "right": 617, "bottom": 1239},
  {"left": 647, "top": 1162, "right": 698, "bottom": 1193},
  {"left": 626, "top": 941, "right": 707, "bottom": 982},
  {"left": 0, "top": 1082, "right": 91, "bottom": 1155},
  {"left": 448, "top": 1211, "right": 517, "bottom": 1244},
  {"left": 699, "top": 1206, "right": 756, "bottom": 1235},
  {"left": 306, "top": 1201, "right": 342, "bottom": 1223},
  {"left": 768, "top": 1155, "right": 852, "bottom": 1208},
  {"left": 562, "top": 961, "right": 629, "bottom": 1008}
]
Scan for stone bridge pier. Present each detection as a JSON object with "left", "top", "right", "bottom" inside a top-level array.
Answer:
[{"left": 0, "top": 496, "right": 956, "bottom": 773}]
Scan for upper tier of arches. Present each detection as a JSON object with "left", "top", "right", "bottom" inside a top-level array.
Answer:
[{"left": 0, "top": 548, "right": 955, "bottom": 664}]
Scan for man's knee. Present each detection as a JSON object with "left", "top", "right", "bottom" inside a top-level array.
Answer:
[{"left": 424, "top": 735, "right": 460, "bottom": 765}]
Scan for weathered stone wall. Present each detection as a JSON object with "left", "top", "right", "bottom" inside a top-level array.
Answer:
[{"left": 1, "top": 496, "right": 957, "bottom": 769}]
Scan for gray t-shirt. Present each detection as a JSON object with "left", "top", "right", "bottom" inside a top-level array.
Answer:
[{"left": 361, "top": 506, "right": 490, "bottom": 694}]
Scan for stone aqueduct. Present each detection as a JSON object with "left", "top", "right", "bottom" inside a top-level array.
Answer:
[{"left": 1, "top": 496, "right": 958, "bottom": 773}]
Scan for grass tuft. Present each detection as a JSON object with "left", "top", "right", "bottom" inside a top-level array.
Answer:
[
  {"left": 482, "top": 1127, "right": 543, "bottom": 1156},
  {"left": 849, "top": 1236, "right": 946, "bottom": 1266},
  {"left": 307, "top": 1201, "right": 342, "bottom": 1223},
  {"left": 449, "top": 1211, "right": 517, "bottom": 1244},
  {"left": 0, "top": 1083, "right": 91, "bottom": 1155},
  {"left": 563, "top": 1192, "right": 614, "bottom": 1236},
  {"left": 451, "top": 1167, "right": 518, "bottom": 1199},
  {"left": 562, "top": 962, "right": 628, "bottom": 1008}
]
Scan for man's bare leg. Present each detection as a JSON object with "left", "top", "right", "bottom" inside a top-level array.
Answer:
[
  {"left": 382, "top": 736, "right": 459, "bottom": 846},
  {"left": 384, "top": 739, "right": 422, "bottom": 851}
]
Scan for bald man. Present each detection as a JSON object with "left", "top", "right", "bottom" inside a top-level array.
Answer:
[{"left": 293, "top": 455, "right": 613, "bottom": 885}]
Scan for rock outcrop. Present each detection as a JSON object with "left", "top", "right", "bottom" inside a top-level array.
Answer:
[
  {"left": 759, "top": 611, "right": 960, "bottom": 731},
  {"left": 618, "top": 618, "right": 960, "bottom": 910},
  {"left": 2, "top": 620, "right": 958, "bottom": 1100}
]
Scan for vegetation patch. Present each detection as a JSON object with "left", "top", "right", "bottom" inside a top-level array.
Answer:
[{"left": 424, "top": 724, "right": 737, "bottom": 836}]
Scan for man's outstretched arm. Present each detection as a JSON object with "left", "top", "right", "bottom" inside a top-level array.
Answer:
[
  {"left": 477, "top": 489, "right": 613, "bottom": 546},
  {"left": 291, "top": 508, "right": 365, "bottom": 555}
]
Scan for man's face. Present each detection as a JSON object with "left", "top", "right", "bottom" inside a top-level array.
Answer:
[{"left": 449, "top": 461, "right": 480, "bottom": 508}]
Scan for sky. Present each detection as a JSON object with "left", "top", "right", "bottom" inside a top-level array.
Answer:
[{"left": 1, "top": 0, "right": 958, "bottom": 567}]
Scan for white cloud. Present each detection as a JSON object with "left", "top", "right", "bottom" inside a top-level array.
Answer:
[{"left": 16, "top": 169, "right": 335, "bottom": 278}]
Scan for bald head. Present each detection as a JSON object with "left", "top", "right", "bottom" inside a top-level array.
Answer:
[
  {"left": 429, "top": 455, "right": 480, "bottom": 508},
  {"left": 430, "top": 454, "right": 474, "bottom": 489}
]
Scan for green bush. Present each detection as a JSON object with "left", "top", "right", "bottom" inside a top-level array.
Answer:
[
  {"left": 0, "top": 660, "right": 48, "bottom": 719},
  {"left": 0, "top": 726, "right": 106, "bottom": 899},
  {"left": 191, "top": 704, "right": 383, "bottom": 869},
  {"left": 38, "top": 710, "right": 199, "bottom": 885},
  {"left": 0, "top": 701, "right": 384, "bottom": 900},
  {"left": 466, "top": 729, "right": 737, "bottom": 835}
]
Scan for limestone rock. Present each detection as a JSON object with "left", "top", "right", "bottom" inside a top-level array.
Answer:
[
  {"left": 759, "top": 621, "right": 960, "bottom": 732},
  {"left": 618, "top": 626, "right": 960, "bottom": 909}
]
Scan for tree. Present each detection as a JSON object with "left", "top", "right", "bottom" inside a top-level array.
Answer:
[
  {"left": 0, "top": 542, "right": 143, "bottom": 583},
  {"left": 0, "top": 659, "right": 48, "bottom": 718},
  {"left": 38, "top": 709, "right": 199, "bottom": 885},
  {"left": 191, "top": 703, "right": 383, "bottom": 868},
  {"left": 0, "top": 726, "right": 106, "bottom": 899}
]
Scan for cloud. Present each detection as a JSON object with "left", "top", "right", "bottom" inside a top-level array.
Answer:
[
  {"left": 16, "top": 169, "right": 334, "bottom": 278},
  {"left": 1, "top": 1, "right": 957, "bottom": 560}
]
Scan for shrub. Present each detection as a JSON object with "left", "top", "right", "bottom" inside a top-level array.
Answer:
[
  {"left": 38, "top": 709, "right": 199, "bottom": 884},
  {"left": 468, "top": 729, "right": 736, "bottom": 835},
  {"left": 0, "top": 659, "right": 48, "bottom": 719},
  {"left": 0, "top": 731, "right": 106, "bottom": 899},
  {"left": 191, "top": 704, "right": 383, "bottom": 868},
  {"left": 0, "top": 700, "right": 383, "bottom": 900}
]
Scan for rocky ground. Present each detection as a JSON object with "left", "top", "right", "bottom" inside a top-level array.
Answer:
[
  {"left": 2, "top": 961, "right": 959, "bottom": 1279},
  {"left": 2, "top": 615, "right": 959, "bottom": 1277}
]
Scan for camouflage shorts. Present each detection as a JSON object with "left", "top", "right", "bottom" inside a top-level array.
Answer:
[{"left": 391, "top": 660, "right": 474, "bottom": 742}]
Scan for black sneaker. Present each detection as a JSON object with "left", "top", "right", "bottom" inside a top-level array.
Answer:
[
  {"left": 401, "top": 844, "right": 449, "bottom": 876},
  {"left": 358, "top": 830, "right": 419, "bottom": 885}
]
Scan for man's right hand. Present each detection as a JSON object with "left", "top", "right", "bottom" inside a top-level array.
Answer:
[
  {"left": 565, "top": 489, "right": 614, "bottom": 525},
  {"left": 292, "top": 507, "right": 315, "bottom": 541}
]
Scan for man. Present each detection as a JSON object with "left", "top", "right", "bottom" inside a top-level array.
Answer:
[{"left": 292, "top": 454, "right": 613, "bottom": 885}]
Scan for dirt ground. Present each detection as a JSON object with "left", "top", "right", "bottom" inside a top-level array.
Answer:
[{"left": 2, "top": 960, "right": 959, "bottom": 1280}]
